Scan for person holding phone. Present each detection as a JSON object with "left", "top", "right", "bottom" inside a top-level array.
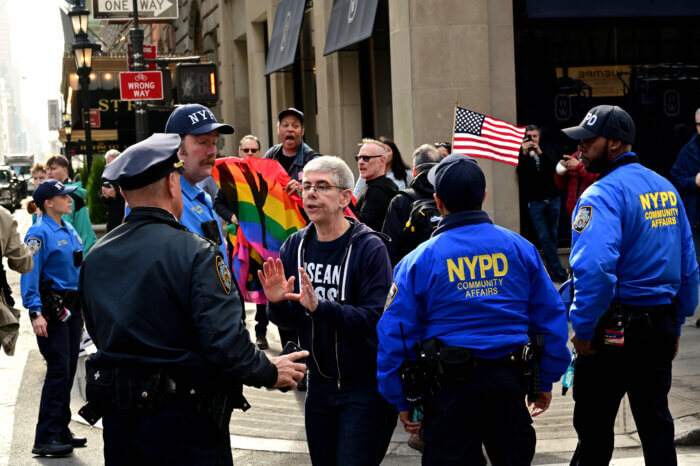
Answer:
[{"left": 21, "top": 180, "right": 86, "bottom": 457}]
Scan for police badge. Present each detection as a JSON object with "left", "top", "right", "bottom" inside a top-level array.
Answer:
[
  {"left": 216, "top": 255, "right": 232, "bottom": 294},
  {"left": 27, "top": 238, "right": 42, "bottom": 255},
  {"left": 573, "top": 206, "right": 593, "bottom": 233}
]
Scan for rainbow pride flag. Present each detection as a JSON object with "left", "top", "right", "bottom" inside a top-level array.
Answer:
[{"left": 213, "top": 157, "right": 307, "bottom": 304}]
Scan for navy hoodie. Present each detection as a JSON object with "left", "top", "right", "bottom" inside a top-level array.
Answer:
[{"left": 267, "top": 218, "right": 392, "bottom": 387}]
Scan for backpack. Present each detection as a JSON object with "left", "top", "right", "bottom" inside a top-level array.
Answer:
[{"left": 398, "top": 189, "right": 441, "bottom": 257}]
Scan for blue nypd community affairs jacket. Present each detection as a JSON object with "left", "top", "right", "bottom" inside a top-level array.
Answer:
[
  {"left": 569, "top": 154, "right": 699, "bottom": 340},
  {"left": 377, "top": 210, "right": 570, "bottom": 412}
]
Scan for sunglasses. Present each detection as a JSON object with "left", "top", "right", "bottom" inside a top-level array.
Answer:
[
  {"left": 240, "top": 148, "right": 260, "bottom": 153},
  {"left": 355, "top": 155, "right": 382, "bottom": 163},
  {"left": 434, "top": 142, "right": 451, "bottom": 149}
]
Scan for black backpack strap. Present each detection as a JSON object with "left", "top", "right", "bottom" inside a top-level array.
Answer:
[{"left": 397, "top": 188, "right": 419, "bottom": 203}]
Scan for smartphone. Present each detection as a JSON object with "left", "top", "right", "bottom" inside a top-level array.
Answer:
[{"left": 278, "top": 341, "right": 306, "bottom": 393}]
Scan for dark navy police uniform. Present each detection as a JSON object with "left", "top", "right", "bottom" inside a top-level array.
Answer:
[
  {"left": 377, "top": 155, "right": 570, "bottom": 465},
  {"left": 20, "top": 181, "right": 85, "bottom": 455},
  {"left": 563, "top": 106, "right": 699, "bottom": 466},
  {"left": 80, "top": 134, "right": 279, "bottom": 465}
]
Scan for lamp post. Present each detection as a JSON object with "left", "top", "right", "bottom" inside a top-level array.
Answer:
[
  {"left": 69, "top": 4, "right": 96, "bottom": 172},
  {"left": 63, "top": 113, "right": 73, "bottom": 177}
]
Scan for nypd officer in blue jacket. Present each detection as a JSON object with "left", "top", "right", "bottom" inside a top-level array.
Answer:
[
  {"left": 21, "top": 180, "right": 87, "bottom": 456},
  {"left": 562, "top": 106, "right": 699, "bottom": 466},
  {"left": 376, "top": 154, "right": 570, "bottom": 465},
  {"left": 164, "top": 104, "right": 232, "bottom": 260}
]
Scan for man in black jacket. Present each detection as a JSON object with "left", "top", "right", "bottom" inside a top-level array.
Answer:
[
  {"left": 382, "top": 144, "right": 441, "bottom": 266},
  {"left": 355, "top": 139, "right": 398, "bottom": 231},
  {"left": 80, "top": 134, "right": 307, "bottom": 465}
]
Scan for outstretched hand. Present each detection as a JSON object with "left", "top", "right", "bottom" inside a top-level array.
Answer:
[
  {"left": 258, "top": 258, "right": 295, "bottom": 304},
  {"left": 284, "top": 267, "right": 319, "bottom": 312}
]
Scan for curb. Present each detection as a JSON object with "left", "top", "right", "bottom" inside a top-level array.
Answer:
[{"left": 675, "top": 414, "right": 700, "bottom": 446}]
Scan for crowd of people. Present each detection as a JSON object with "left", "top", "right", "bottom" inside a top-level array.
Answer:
[{"left": 3, "top": 102, "right": 698, "bottom": 465}]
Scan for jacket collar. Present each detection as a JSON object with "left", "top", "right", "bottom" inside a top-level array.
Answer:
[
  {"left": 597, "top": 152, "right": 639, "bottom": 180},
  {"left": 125, "top": 207, "right": 184, "bottom": 229},
  {"left": 42, "top": 214, "right": 64, "bottom": 232},
  {"left": 180, "top": 176, "right": 204, "bottom": 201},
  {"left": 433, "top": 210, "right": 492, "bottom": 237}
]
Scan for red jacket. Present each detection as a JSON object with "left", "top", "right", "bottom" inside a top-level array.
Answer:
[{"left": 554, "top": 151, "right": 599, "bottom": 217}]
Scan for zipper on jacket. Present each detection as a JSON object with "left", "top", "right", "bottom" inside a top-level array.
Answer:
[{"left": 335, "top": 331, "right": 341, "bottom": 389}]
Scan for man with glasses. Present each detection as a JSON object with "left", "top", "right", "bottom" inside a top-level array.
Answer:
[
  {"left": 355, "top": 139, "right": 398, "bottom": 231},
  {"left": 260, "top": 155, "right": 397, "bottom": 465}
]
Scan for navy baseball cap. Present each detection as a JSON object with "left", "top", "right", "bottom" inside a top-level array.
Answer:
[
  {"left": 278, "top": 108, "right": 304, "bottom": 124},
  {"left": 562, "top": 105, "right": 635, "bottom": 144},
  {"left": 33, "top": 180, "right": 77, "bottom": 207},
  {"left": 102, "top": 134, "right": 184, "bottom": 190},
  {"left": 428, "top": 153, "right": 485, "bottom": 211},
  {"left": 164, "top": 104, "right": 234, "bottom": 135}
]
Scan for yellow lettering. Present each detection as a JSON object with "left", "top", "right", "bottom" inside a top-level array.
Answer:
[
  {"left": 493, "top": 253, "right": 508, "bottom": 277},
  {"left": 669, "top": 191, "right": 677, "bottom": 206},
  {"left": 447, "top": 258, "right": 465, "bottom": 282},
  {"left": 98, "top": 99, "right": 109, "bottom": 112},
  {"left": 649, "top": 192, "right": 659, "bottom": 208},
  {"left": 464, "top": 256, "right": 479, "bottom": 280},
  {"left": 478, "top": 255, "right": 492, "bottom": 278},
  {"left": 640, "top": 194, "right": 651, "bottom": 210},
  {"left": 659, "top": 192, "right": 669, "bottom": 207}
]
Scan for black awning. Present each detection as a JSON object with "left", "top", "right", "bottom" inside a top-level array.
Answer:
[
  {"left": 323, "top": 0, "right": 379, "bottom": 56},
  {"left": 526, "top": 0, "right": 700, "bottom": 18},
  {"left": 264, "top": 0, "right": 306, "bottom": 76}
]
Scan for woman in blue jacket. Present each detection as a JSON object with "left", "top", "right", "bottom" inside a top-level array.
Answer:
[{"left": 20, "top": 180, "right": 86, "bottom": 457}]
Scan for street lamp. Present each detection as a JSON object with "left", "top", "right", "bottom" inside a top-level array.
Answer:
[
  {"left": 63, "top": 112, "right": 72, "bottom": 165},
  {"left": 69, "top": 3, "right": 96, "bottom": 172}
]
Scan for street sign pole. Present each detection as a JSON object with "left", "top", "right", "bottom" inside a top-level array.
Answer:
[{"left": 131, "top": 0, "right": 149, "bottom": 142}]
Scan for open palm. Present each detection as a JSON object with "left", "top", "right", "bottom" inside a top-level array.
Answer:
[{"left": 258, "top": 258, "right": 295, "bottom": 303}]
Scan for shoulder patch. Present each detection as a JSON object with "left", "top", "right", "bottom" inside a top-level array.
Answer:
[
  {"left": 384, "top": 283, "right": 398, "bottom": 310},
  {"left": 75, "top": 233, "right": 83, "bottom": 245},
  {"left": 27, "top": 238, "right": 41, "bottom": 255},
  {"left": 216, "top": 255, "right": 232, "bottom": 294},
  {"left": 573, "top": 205, "right": 593, "bottom": 233}
]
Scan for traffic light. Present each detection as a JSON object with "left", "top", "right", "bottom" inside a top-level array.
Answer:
[{"left": 176, "top": 62, "right": 218, "bottom": 104}]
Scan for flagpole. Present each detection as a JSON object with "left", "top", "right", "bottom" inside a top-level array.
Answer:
[{"left": 451, "top": 96, "right": 459, "bottom": 154}]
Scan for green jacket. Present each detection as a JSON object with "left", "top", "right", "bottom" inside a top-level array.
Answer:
[{"left": 64, "top": 181, "right": 97, "bottom": 255}]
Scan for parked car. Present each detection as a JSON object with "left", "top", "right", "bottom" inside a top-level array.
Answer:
[{"left": 0, "top": 165, "right": 23, "bottom": 212}]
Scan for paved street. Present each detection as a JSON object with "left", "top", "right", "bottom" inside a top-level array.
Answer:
[{"left": 1, "top": 207, "right": 699, "bottom": 465}]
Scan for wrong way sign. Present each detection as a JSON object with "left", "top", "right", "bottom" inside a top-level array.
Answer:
[
  {"left": 119, "top": 71, "right": 164, "bottom": 100},
  {"left": 92, "top": 0, "right": 178, "bottom": 20}
]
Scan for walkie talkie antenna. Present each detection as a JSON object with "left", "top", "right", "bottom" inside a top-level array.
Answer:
[{"left": 399, "top": 322, "right": 409, "bottom": 358}]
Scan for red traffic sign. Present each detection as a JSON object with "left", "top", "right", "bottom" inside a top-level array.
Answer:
[
  {"left": 127, "top": 44, "right": 156, "bottom": 71},
  {"left": 89, "top": 109, "right": 100, "bottom": 128},
  {"left": 119, "top": 71, "right": 164, "bottom": 101}
]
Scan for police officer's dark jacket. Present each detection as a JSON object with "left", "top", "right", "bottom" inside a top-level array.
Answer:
[
  {"left": 267, "top": 218, "right": 392, "bottom": 386},
  {"left": 80, "top": 207, "right": 277, "bottom": 388}
]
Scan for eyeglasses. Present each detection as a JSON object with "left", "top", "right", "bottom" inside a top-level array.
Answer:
[
  {"left": 301, "top": 184, "right": 344, "bottom": 194},
  {"left": 354, "top": 155, "right": 382, "bottom": 163},
  {"left": 240, "top": 148, "right": 260, "bottom": 153},
  {"left": 434, "top": 142, "right": 451, "bottom": 149}
]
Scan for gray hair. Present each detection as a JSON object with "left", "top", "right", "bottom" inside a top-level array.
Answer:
[
  {"left": 303, "top": 156, "right": 355, "bottom": 190},
  {"left": 105, "top": 149, "right": 121, "bottom": 163},
  {"left": 358, "top": 138, "right": 387, "bottom": 156},
  {"left": 239, "top": 134, "right": 261, "bottom": 149},
  {"left": 412, "top": 144, "right": 441, "bottom": 173},
  {"left": 695, "top": 108, "right": 700, "bottom": 120}
]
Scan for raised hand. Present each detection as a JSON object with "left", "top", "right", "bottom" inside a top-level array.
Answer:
[
  {"left": 284, "top": 267, "right": 319, "bottom": 312},
  {"left": 258, "top": 258, "right": 295, "bottom": 304}
]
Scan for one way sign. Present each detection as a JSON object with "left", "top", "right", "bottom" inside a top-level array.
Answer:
[{"left": 92, "top": 0, "right": 179, "bottom": 20}]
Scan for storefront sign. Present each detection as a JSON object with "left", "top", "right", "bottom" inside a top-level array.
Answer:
[{"left": 556, "top": 66, "right": 631, "bottom": 97}]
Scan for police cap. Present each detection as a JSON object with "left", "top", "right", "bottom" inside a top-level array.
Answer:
[
  {"left": 562, "top": 105, "right": 635, "bottom": 145},
  {"left": 33, "top": 179, "right": 77, "bottom": 208},
  {"left": 428, "top": 153, "right": 485, "bottom": 211},
  {"left": 102, "top": 134, "right": 184, "bottom": 190},
  {"left": 164, "top": 104, "right": 234, "bottom": 135}
]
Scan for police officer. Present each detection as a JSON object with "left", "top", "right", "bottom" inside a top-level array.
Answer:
[
  {"left": 562, "top": 105, "right": 699, "bottom": 465},
  {"left": 164, "top": 104, "right": 233, "bottom": 260},
  {"left": 79, "top": 134, "right": 307, "bottom": 465},
  {"left": 20, "top": 180, "right": 86, "bottom": 456},
  {"left": 376, "top": 154, "right": 570, "bottom": 465}
]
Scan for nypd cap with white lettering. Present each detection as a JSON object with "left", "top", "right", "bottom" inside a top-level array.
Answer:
[
  {"left": 33, "top": 179, "right": 77, "bottom": 208},
  {"left": 562, "top": 105, "right": 635, "bottom": 145},
  {"left": 102, "top": 134, "right": 185, "bottom": 190},
  {"left": 428, "top": 153, "right": 485, "bottom": 211},
  {"left": 164, "top": 104, "right": 234, "bottom": 135}
]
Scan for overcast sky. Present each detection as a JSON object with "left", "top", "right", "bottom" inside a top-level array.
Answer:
[{"left": 9, "top": 1, "right": 65, "bottom": 154}]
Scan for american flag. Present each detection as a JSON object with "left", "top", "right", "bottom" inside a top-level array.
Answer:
[{"left": 453, "top": 107, "right": 526, "bottom": 166}]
